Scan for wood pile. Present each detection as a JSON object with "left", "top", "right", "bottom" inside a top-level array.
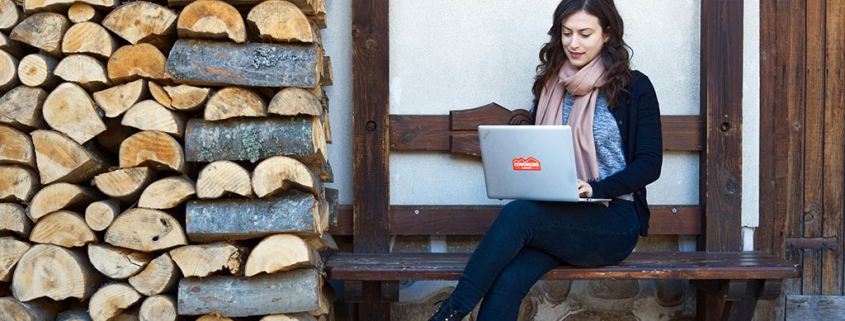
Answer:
[{"left": 0, "top": 0, "right": 339, "bottom": 319}]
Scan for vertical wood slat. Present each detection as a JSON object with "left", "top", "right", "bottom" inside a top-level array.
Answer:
[
  {"left": 822, "top": 0, "right": 845, "bottom": 296},
  {"left": 802, "top": 0, "right": 825, "bottom": 296},
  {"left": 351, "top": 0, "right": 391, "bottom": 320},
  {"left": 700, "top": 0, "right": 743, "bottom": 252}
]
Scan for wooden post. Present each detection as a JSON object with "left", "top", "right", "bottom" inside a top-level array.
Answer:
[{"left": 352, "top": 0, "right": 390, "bottom": 320}]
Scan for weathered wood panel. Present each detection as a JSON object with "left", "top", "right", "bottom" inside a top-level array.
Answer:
[
  {"left": 177, "top": 269, "right": 322, "bottom": 317},
  {"left": 185, "top": 189, "right": 322, "bottom": 242},
  {"left": 786, "top": 295, "right": 845, "bottom": 321},
  {"left": 165, "top": 39, "right": 319, "bottom": 88}
]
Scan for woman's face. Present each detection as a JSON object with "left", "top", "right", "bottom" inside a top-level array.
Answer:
[{"left": 561, "top": 10, "right": 609, "bottom": 68}]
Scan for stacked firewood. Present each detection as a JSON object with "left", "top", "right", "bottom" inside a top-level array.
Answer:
[{"left": 0, "top": 0, "right": 339, "bottom": 320}]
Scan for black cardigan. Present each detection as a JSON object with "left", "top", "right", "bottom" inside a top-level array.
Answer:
[{"left": 532, "top": 71, "right": 663, "bottom": 236}]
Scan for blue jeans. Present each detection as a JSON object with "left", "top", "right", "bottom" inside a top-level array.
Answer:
[{"left": 448, "top": 199, "right": 639, "bottom": 320}]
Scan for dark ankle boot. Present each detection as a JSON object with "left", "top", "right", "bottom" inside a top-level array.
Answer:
[{"left": 427, "top": 299, "right": 468, "bottom": 321}]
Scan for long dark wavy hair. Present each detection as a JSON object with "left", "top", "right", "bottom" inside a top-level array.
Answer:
[{"left": 532, "top": 0, "right": 633, "bottom": 110}]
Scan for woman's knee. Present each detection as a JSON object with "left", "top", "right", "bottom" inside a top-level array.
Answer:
[{"left": 498, "top": 200, "right": 536, "bottom": 223}]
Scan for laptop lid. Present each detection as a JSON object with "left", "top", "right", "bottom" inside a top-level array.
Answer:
[{"left": 478, "top": 125, "right": 610, "bottom": 202}]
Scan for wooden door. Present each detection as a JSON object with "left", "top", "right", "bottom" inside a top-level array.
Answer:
[{"left": 758, "top": 0, "right": 845, "bottom": 320}]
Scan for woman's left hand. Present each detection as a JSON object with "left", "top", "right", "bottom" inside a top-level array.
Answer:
[{"left": 577, "top": 179, "right": 593, "bottom": 197}]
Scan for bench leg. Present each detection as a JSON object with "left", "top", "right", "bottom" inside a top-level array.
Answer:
[
  {"left": 356, "top": 281, "right": 390, "bottom": 321},
  {"left": 695, "top": 279, "right": 768, "bottom": 321}
]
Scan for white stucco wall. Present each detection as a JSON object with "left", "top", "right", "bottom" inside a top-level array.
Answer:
[{"left": 322, "top": 0, "right": 760, "bottom": 247}]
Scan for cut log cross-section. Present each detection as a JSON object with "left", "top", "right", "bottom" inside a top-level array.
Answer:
[
  {"left": 61, "top": 22, "right": 116, "bottom": 59},
  {"left": 0, "top": 33, "right": 23, "bottom": 59},
  {"left": 29, "top": 210, "right": 97, "bottom": 247},
  {"left": 31, "top": 129, "right": 109, "bottom": 185},
  {"left": 0, "top": 125, "right": 36, "bottom": 168},
  {"left": 93, "top": 79, "right": 148, "bottom": 118},
  {"left": 185, "top": 116, "right": 326, "bottom": 166},
  {"left": 88, "top": 244, "right": 152, "bottom": 280},
  {"left": 0, "top": 203, "right": 32, "bottom": 236},
  {"left": 245, "top": 234, "right": 320, "bottom": 277},
  {"left": 105, "top": 208, "right": 187, "bottom": 252},
  {"left": 0, "top": 237, "right": 30, "bottom": 282},
  {"left": 28, "top": 182, "right": 99, "bottom": 222},
  {"left": 169, "top": 242, "right": 247, "bottom": 277},
  {"left": 177, "top": 0, "right": 246, "bottom": 43},
  {"left": 186, "top": 190, "right": 324, "bottom": 242},
  {"left": 23, "top": 0, "right": 116, "bottom": 15},
  {"left": 165, "top": 39, "right": 319, "bottom": 88},
  {"left": 55, "top": 54, "right": 112, "bottom": 91},
  {"left": 138, "top": 176, "right": 195, "bottom": 209},
  {"left": 0, "top": 165, "right": 39, "bottom": 203},
  {"left": 122, "top": 100, "right": 186, "bottom": 138},
  {"left": 0, "top": 49, "right": 19, "bottom": 92},
  {"left": 150, "top": 83, "right": 209, "bottom": 112},
  {"left": 177, "top": 269, "right": 324, "bottom": 317},
  {"left": 10, "top": 12, "right": 69, "bottom": 57},
  {"left": 93, "top": 166, "right": 154, "bottom": 203},
  {"left": 0, "top": 297, "right": 61, "bottom": 321},
  {"left": 196, "top": 160, "right": 253, "bottom": 199},
  {"left": 18, "top": 53, "right": 59, "bottom": 88},
  {"left": 108, "top": 43, "right": 167, "bottom": 84},
  {"left": 205, "top": 87, "right": 267, "bottom": 121},
  {"left": 247, "top": 0, "right": 313, "bottom": 43},
  {"left": 85, "top": 199, "right": 120, "bottom": 231},
  {"left": 68, "top": 3, "right": 103, "bottom": 23},
  {"left": 139, "top": 295, "right": 178, "bottom": 321},
  {"left": 128, "top": 252, "right": 179, "bottom": 296},
  {"left": 43, "top": 82, "right": 107, "bottom": 144},
  {"left": 102, "top": 1, "right": 177, "bottom": 50},
  {"left": 269, "top": 87, "right": 322, "bottom": 116},
  {"left": 0, "top": 0, "right": 23, "bottom": 31},
  {"left": 253, "top": 156, "right": 321, "bottom": 198},
  {"left": 0, "top": 86, "right": 47, "bottom": 130},
  {"left": 89, "top": 283, "right": 142, "bottom": 321},
  {"left": 119, "top": 130, "right": 185, "bottom": 173},
  {"left": 12, "top": 244, "right": 103, "bottom": 302}
]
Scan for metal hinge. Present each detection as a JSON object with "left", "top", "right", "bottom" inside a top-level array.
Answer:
[{"left": 786, "top": 236, "right": 838, "bottom": 251}]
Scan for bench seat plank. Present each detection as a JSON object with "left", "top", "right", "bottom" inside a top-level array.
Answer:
[{"left": 324, "top": 252, "right": 800, "bottom": 281}]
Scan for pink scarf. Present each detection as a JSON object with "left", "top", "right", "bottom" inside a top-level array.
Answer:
[{"left": 534, "top": 58, "right": 606, "bottom": 182}]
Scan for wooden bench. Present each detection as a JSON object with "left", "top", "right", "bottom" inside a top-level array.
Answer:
[{"left": 324, "top": 104, "right": 801, "bottom": 320}]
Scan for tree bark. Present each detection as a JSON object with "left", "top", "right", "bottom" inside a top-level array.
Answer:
[
  {"left": 268, "top": 87, "right": 322, "bottom": 116},
  {"left": 196, "top": 160, "right": 254, "bottom": 199},
  {"left": 119, "top": 130, "right": 185, "bottom": 173},
  {"left": 138, "top": 294, "right": 178, "bottom": 321},
  {"left": 169, "top": 242, "right": 247, "bottom": 277},
  {"left": 61, "top": 22, "right": 116, "bottom": 60},
  {"left": 29, "top": 210, "right": 97, "bottom": 247},
  {"left": 93, "top": 79, "right": 149, "bottom": 118},
  {"left": 12, "top": 244, "right": 103, "bottom": 301},
  {"left": 31, "top": 130, "right": 109, "bottom": 185},
  {"left": 246, "top": 0, "right": 313, "bottom": 43},
  {"left": 0, "top": 86, "right": 46, "bottom": 130},
  {"left": 205, "top": 87, "right": 267, "bottom": 121},
  {"left": 42, "top": 82, "right": 107, "bottom": 144},
  {"left": 0, "top": 203, "right": 32, "bottom": 237},
  {"left": 18, "top": 53, "right": 59, "bottom": 89},
  {"left": 54, "top": 54, "right": 112, "bottom": 91},
  {"left": 122, "top": 100, "right": 186, "bottom": 138},
  {"left": 177, "top": 0, "right": 246, "bottom": 43},
  {"left": 0, "top": 237, "right": 30, "bottom": 282},
  {"left": 0, "top": 165, "right": 39, "bottom": 203},
  {"left": 252, "top": 156, "right": 321, "bottom": 199},
  {"left": 0, "top": 49, "right": 19, "bottom": 91},
  {"left": 88, "top": 283, "right": 142, "bottom": 321},
  {"left": 93, "top": 166, "right": 154, "bottom": 203},
  {"left": 185, "top": 190, "right": 324, "bottom": 242},
  {"left": 28, "top": 182, "right": 99, "bottom": 222},
  {"left": 102, "top": 1, "right": 176, "bottom": 51},
  {"left": 107, "top": 44, "right": 167, "bottom": 84},
  {"left": 67, "top": 3, "right": 102, "bottom": 23},
  {"left": 0, "top": 124, "right": 36, "bottom": 168},
  {"left": 0, "top": 297, "right": 61, "bottom": 321},
  {"left": 105, "top": 208, "right": 187, "bottom": 252},
  {"left": 128, "top": 252, "right": 180, "bottom": 296},
  {"left": 88, "top": 243, "right": 152, "bottom": 279},
  {"left": 177, "top": 269, "right": 323, "bottom": 317},
  {"left": 165, "top": 39, "right": 319, "bottom": 88},
  {"left": 245, "top": 234, "right": 320, "bottom": 277},
  {"left": 184, "top": 116, "right": 326, "bottom": 167},
  {"left": 10, "top": 12, "right": 69, "bottom": 57},
  {"left": 138, "top": 176, "right": 195, "bottom": 209},
  {"left": 85, "top": 199, "right": 120, "bottom": 231}
]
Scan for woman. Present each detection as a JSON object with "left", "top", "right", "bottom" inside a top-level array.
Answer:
[{"left": 428, "top": 0, "right": 662, "bottom": 320}]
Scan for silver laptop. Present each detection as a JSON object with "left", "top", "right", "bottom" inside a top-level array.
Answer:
[{"left": 478, "top": 125, "right": 611, "bottom": 202}]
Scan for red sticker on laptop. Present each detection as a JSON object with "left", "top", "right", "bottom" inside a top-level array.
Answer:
[{"left": 512, "top": 157, "right": 541, "bottom": 171}]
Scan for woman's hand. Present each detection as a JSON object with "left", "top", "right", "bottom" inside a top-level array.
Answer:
[{"left": 577, "top": 179, "right": 593, "bottom": 197}]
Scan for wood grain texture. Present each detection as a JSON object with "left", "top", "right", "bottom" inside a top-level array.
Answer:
[
  {"left": 196, "top": 160, "right": 253, "bottom": 199},
  {"left": 93, "top": 79, "right": 149, "bottom": 118},
  {"left": 177, "top": 0, "right": 246, "bottom": 43},
  {"left": 0, "top": 86, "right": 46, "bottom": 130},
  {"left": 128, "top": 252, "right": 179, "bottom": 296},
  {"left": 0, "top": 297, "right": 60, "bottom": 321},
  {"left": 119, "top": 130, "right": 185, "bottom": 173},
  {"left": 88, "top": 243, "right": 152, "bottom": 279},
  {"left": 0, "top": 237, "right": 30, "bottom": 282},
  {"left": 10, "top": 12, "right": 69, "bottom": 57},
  {"left": 89, "top": 283, "right": 142, "bottom": 321},
  {"left": 0, "top": 203, "right": 32, "bottom": 236},
  {"left": 54, "top": 54, "right": 112, "bottom": 91},
  {"left": 0, "top": 125, "right": 35, "bottom": 168},
  {"left": 169, "top": 242, "right": 246, "bottom": 277},
  {"left": 121, "top": 100, "right": 186, "bottom": 138},
  {"left": 137, "top": 176, "right": 195, "bottom": 209},
  {"left": 23, "top": 0, "right": 114, "bottom": 14},
  {"left": 61, "top": 22, "right": 116, "bottom": 59},
  {"left": 204, "top": 87, "right": 267, "bottom": 121},
  {"left": 31, "top": 129, "right": 109, "bottom": 185},
  {"left": 28, "top": 182, "right": 99, "bottom": 222},
  {"left": 18, "top": 53, "right": 58, "bottom": 88},
  {"left": 68, "top": 3, "right": 102, "bottom": 23},
  {"left": 29, "top": 210, "right": 97, "bottom": 247},
  {"left": 105, "top": 208, "right": 187, "bottom": 252},
  {"left": 0, "top": 165, "right": 39, "bottom": 203},
  {"left": 42, "top": 82, "right": 107, "bottom": 144},
  {"left": 0, "top": 49, "right": 18, "bottom": 91},
  {"left": 102, "top": 1, "right": 176, "bottom": 49},
  {"left": 802, "top": 0, "right": 824, "bottom": 296},
  {"left": 785, "top": 295, "right": 845, "bottom": 321},
  {"left": 246, "top": 0, "right": 313, "bottom": 43},
  {"left": 93, "top": 166, "right": 155, "bottom": 203},
  {"left": 12, "top": 244, "right": 103, "bottom": 301},
  {"left": 107, "top": 43, "right": 167, "bottom": 83}
]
